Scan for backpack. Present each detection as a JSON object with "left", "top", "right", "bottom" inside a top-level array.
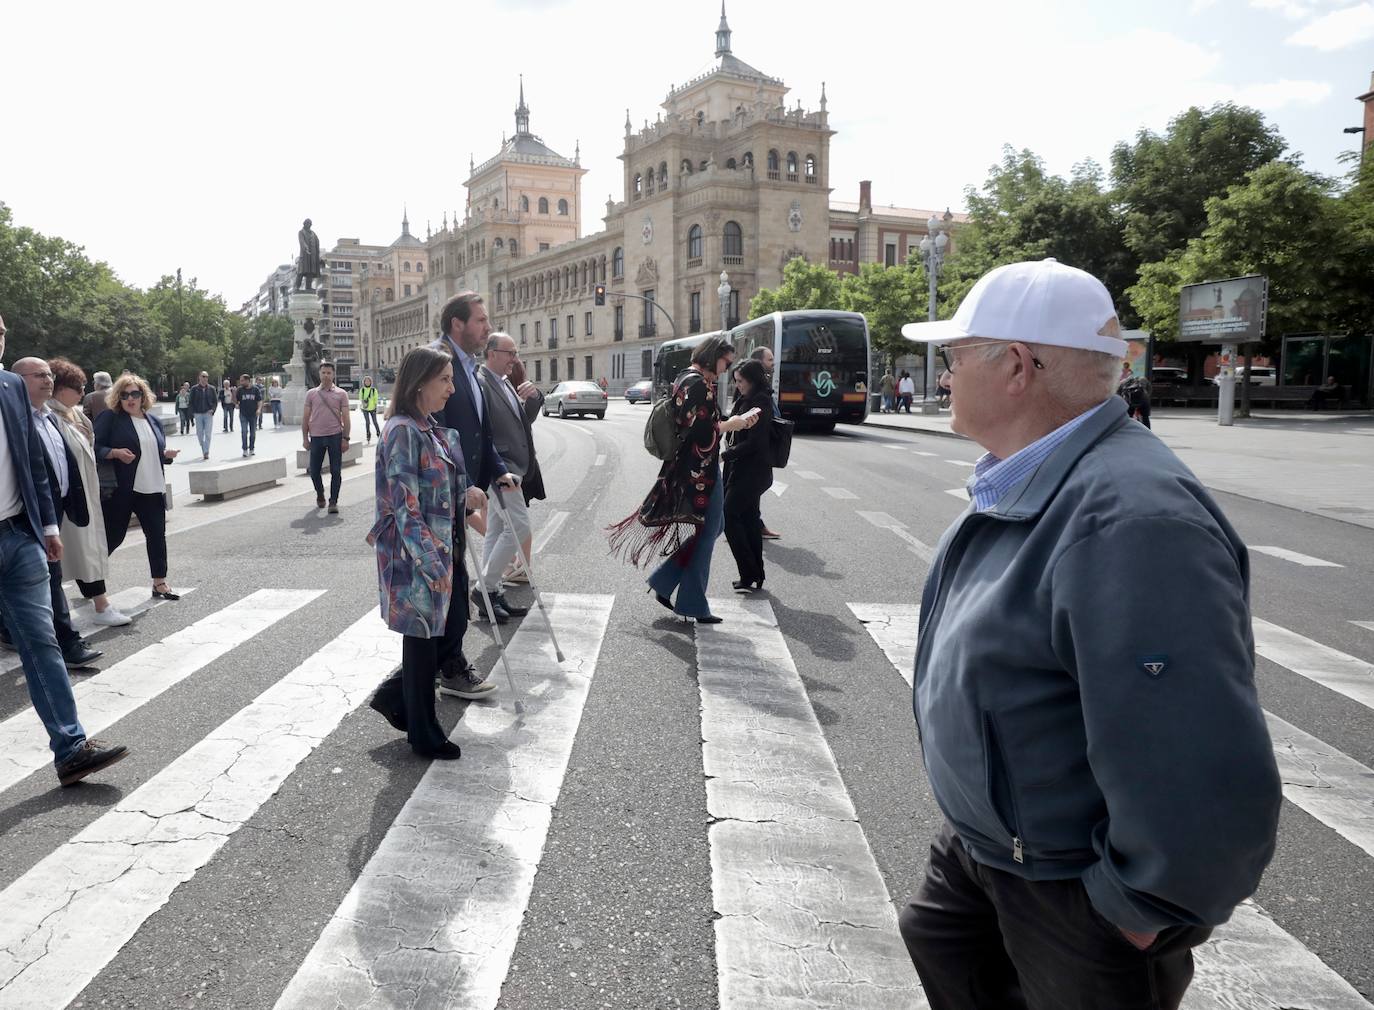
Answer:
[
  {"left": 769, "top": 416, "right": 794, "bottom": 468},
  {"left": 644, "top": 371, "right": 699, "bottom": 460},
  {"left": 1119, "top": 376, "right": 1150, "bottom": 409}
]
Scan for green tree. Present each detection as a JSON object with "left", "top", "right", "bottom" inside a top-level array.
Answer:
[
  {"left": 165, "top": 337, "right": 225, "bottom": 385},
  {"left": 1128, "top": 162, "right": 1357, "bottom": 348},
  {"left": 143, "top": 273, "right": 232, "bottom": 357},
  {"left": 1111, "top": 103, "right": 1287, "bottom": 265},
  {"left": 749, "top": 257, "right": 845, "bottom": 316},
  {"left": 230, "top": 313, "right": 294, "bottom": 376},
  {"left": 839, "top": 262, "right": 928, "bottom": 367},
  {"left": 54, "top": 269, "right": 167, "bottom": 380},
  {"left": 0, "top": 202, "right": 103, "bottom": 357}
]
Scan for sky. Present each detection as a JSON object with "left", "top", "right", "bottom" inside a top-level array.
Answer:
[{"left": 3, "top": 0, "right": 1370, "bottom": 309}]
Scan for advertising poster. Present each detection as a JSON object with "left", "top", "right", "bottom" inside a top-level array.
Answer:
[{"left": 1177, "top": 275, "right": 1268, "bottom": 343}]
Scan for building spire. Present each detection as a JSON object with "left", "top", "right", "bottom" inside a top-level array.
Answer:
[
  {"left": 402, "top": 204, "right": 410, "bottom": 236},
  {"left": 715, "top": 1, "right": 732, "bottom": 58},
  {"left": 820, "top": 81, "right": 828, "bottom": 111},
  {"left": 515, "top": 74, "right": 530, "bottom": 136}
]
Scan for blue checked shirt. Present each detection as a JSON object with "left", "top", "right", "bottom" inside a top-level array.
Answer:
[{"left": 967, "top": 399, "right": 1112, "bottom": 512}]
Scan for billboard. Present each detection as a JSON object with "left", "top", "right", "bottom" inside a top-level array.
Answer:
[{"left": 1177, "top": 275, "right": 1267, "bottom": 344}]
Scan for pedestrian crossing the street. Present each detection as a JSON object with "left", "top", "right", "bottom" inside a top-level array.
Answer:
[{"left": 1, "top": 583, "right": 1372, "bottom": 1006}]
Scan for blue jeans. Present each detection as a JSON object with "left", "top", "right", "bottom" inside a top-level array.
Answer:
[
  {"left": 195, "top": 412, "right": 213, "bottom": 456},
  {"left": 647, "top": 467, "right": 724, "bottom": 619},
  {"left": 0, "top": 524, "right": 86, "bottom": 763},
  {"left": 240, "top": 412, "right": 257, "bottom": 452},
  {"left": 271, "top": 400, "right": 283, "bottom": 426}
]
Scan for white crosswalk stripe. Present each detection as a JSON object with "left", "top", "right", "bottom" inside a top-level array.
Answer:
[
  {"left": 275, "top": 593, "right": 613, "bottom": 1010},
  {"left": 1250, "top": 545, "right": 1343, "bottom": 567},
  {"left": 0, "top": 589, "right": 318, "bottom": 794},
  {"left": 1254, "top": 617, "right": 1374, "bottom": 713},
  {"left": 849, "top": 602, "right": 1374, "bottom": 1008},
  {"left": 699, "top": 598, "right": 923, "bottom": 1008},
  {"left": 0, "top": 607, "right": 394, "bottom": 1010}
]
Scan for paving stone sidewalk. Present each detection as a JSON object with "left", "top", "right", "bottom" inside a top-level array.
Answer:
[{"left": 866, "top": 404, "right": 1374, "bottom": 530}]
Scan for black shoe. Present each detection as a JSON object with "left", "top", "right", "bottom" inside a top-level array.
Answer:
[
  {"left": 732, "top": 580, "right": 754, "bottom": 595},
  {"left": 695, "top": 615, "right": 724, "bottom": 625},
  {"left": 368, "top": 691, "right": 407, "bottom": 732},
  {"left": 412, "top": 739, "right": 462, "bottom": 760},
  {"left": 316, "top": 496, "right": 326, "bottom": 509},
  {"left": 471, "top": 589, "right": 510, "bottom": 624},
  {"left": 56, "top": 738, "right": 128, "bottom": 786},
  {"left": 63, "top": 643, "right": 103, "bottom": 668},
  {"left": 651, "top": 590, "right": 674, "bottom": 612},
  {"left": 491, "top": 592, "right": 528, "bottom": 617},
  {"left": 327, "top": 503, "right": 339, "bottom": 514}
]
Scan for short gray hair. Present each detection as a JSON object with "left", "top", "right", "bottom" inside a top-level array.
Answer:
[
  {"left": 485, "top": 332, "right": 515, "bottom": 357},
  {"left": 92, "top": 371, "right": 112, "bottom": 390},
  {"left": 1033, "top": 344, "right": 1122, "bottom": 406}
]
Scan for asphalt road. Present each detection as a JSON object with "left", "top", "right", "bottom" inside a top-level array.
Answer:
[{"left": 0, "top": 399, "right": 1370, "bottom": 1007}]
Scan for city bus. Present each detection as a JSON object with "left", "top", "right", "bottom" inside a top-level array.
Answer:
[
  {"left": 727, "top": 310, "right": 871, "bottom": 430},
  {"left": 652, "top": 331, "right": 722, "bottom": 401}
]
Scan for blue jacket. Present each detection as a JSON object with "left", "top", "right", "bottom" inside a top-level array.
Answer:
[
  {"left": 367, "top": 416, "right": 467, "bottom": 638},
  {"left": 428, "top": 335, "right": 508, "bottom": 491},
  {"left": 93, "top": 409, "right": 168, "bottom": 495},
  {"left": 0, "top": 376, "right": 59, "bottom": 541},
  {"left": 914, "top": 396, "right": 1280, "bottom": 934}
]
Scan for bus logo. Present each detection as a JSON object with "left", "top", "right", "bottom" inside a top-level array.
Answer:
[{"left": 813, "top": 371, "right": 836, "bottom": 397}]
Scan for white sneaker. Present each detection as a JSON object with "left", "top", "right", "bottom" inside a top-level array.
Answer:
[{"left": 91, "top": 607, "right": 133, "bottom": 627}]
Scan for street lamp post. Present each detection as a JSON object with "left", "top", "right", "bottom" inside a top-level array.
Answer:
[
  {"left": 718, "top": 271, "right": 732, "bottom": 333},
  {"left": 918, "top": 216, "right": 949, "bottom": 414}
]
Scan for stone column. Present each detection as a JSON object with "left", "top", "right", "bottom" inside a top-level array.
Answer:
[{"left": 279, "top": 292, "right": 317, "bottom": 424}]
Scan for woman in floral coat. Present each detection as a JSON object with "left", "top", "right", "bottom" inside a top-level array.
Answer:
[
  {"left": 608, "top": 336, "right": 760, "bottom": 623},
  {"left": 366, "top": 347, "right": 485, "bottom": 759}
]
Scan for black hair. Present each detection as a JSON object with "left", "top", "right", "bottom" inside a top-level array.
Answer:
[
  {"left": 691, "top": 336, "right": 735, "bottom": 370},
  {"left": 387, "top": 347, "right": 452, "bottom": 420}
]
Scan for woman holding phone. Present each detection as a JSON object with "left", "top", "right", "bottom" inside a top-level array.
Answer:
[
  {"left": 721, "top": 358, "right": 774, "bottom": 594},
  {"left": 366, "top": 347, "right": 487, "bottom": 760}
]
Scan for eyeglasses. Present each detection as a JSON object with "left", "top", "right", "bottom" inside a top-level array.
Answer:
[
  {"left": 19, "top": 371, "right": 54, "bottom": 381},
  {"left": 939, "top": 341, "right": 1045, "bottom": 374},
  {"left": 119, "top": 390, "right": 143, "bottom": 400},
  {"left": 489, "top": 348, "right": 517, "bottom": 357}
]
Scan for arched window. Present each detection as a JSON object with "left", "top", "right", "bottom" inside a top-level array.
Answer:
[
  {"left": 496, "top": 282, "right": 503, "bottom": 305},
  {"left": 742, "top": 151, "right": 753, "bottom": 168},
  {"left": 723, "top": 221, "right": 743, "bottom": 258},
  {"left": 725, "top": 157, "right": 737, "bottom": 170},
  {"left": 386, "top": 287, "right": 394, "bottom": 301},
  {"left": 699, "top": 160, "right": 708, "bottom": 172},
  {"left": 557, "top": 198, "right": 569, "bottom": 215},
  {"left": 538, "top": 196, "right": 549, "bottom": 214},
  {"left": 646, "top": 167, "right": 655, "bottom": 194},
  {"left": 520, "top": 195, "right": 530, "bottom": 212},
  {"left": 599, "top": 254, "right": 607, "bottom": 280},
  {"left": 562, "top": 266, "right": 570, "bottom": 290},
  {"left": 687, "top": 224, "right": 702, "bottom": 259},
  {"left": 494, "top": 237, "right": 503, "bottom": 249},
  {"left": 696, "top": 110, "right": 705, "bottom": 127},
  {"left": 493, "top": 198, "right": 499, "bottom": 210},
  {"left": 416, "top": 261, "right": 424, "bottom": 271},
  {"left": 658, "top": 162, "right": 668, "bottom": 189},
  {"left": 786, "top": 151, "right": 798, "bottom": 176},
  {"left": 612, "top": 247, "right": 624, "bottom": 278},
  {"left": 767, "top": 149, "right": 780, "bottom": 171},
  {"left": 806, "top": 154, "right": 817, "bottom": 177},
  {"left": 681, "top": 159, "right": 693, "bottom": 175},
  {"left": 509, "top": 239, "right": 518, "bottom": 255},
  {"left": 633, "top": 173, "right": 642, "bottom": 195},
  {"left": 402, "top": 261, "right": 411, "bottom": 272},
  {"left": 372, "top": 287, "right": 380, "bottom": 301}
]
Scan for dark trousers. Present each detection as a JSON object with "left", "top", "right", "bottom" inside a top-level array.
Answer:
[
  {"left": 372, "top": 563, "right": 468, "bottom": 751},
  {"left": 899, "top": 823, "right": 1210, "bottom": 1010},
  {"left": 178, "top": 408, "right": 191, "bottom": 434},
  {"left": 103, "top": 490, "right": 168, "bottom": 580},
  {"left": 723, "top": 483, "right": 765, "bottom": 585},
  {"left": 308, "top": 433, "right": 342, "bottom": 503},
  {"left": 76, "top": 578, "right": 105, "bottom": 599},
  {"left": 362, "top": 410, "right": 381, "bottom": 440},
  {"left": 240, "top": 412, "right": 257, "bottom": 451},
  {"left": 224, "top": 409, "right": 234, "bottom": 432}
]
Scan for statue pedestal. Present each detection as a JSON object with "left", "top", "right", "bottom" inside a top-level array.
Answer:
[{"left": 281, "top": 292, "right": 317, "bottom": 424}]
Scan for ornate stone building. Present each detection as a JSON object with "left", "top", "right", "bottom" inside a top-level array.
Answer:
[{"left": 360, "top": 7, "right": 961, "bottom": 389}]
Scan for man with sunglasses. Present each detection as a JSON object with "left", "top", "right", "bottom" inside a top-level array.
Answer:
[
  {"left": 0, "top": 316, "right": 128, "bottom": 785},
  {"left": 895, "top": 260, "right": 1279, "bottom": 1009}
]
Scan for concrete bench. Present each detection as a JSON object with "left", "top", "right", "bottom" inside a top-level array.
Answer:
[
  {"left": 189, "top": 458, "right": 287, "bottom": 501},
  {"left": 295, "top": 441, "right": 363, "bottom": 472}
]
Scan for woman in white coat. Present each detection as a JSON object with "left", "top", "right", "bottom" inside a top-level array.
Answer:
[{"left": 48, "top": 359, "right": 131, "bottom": 627}]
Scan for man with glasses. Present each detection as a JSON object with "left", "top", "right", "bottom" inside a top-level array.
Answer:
[
  {"left": 187, "top": 370, "right": 218, "bottom": 460},
  {"left": 0, "top": 327, "right": 128, "bottom": 785},
  {"left": 473, "top": 332, "right": 542, "bottom": 627},
  {"left": 895, "top": 259, "right": 1279, "bottom": 1009}
]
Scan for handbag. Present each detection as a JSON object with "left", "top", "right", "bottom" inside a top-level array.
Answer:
[{"left": 769, "top": 416, "right": 794, "bottom": 469}]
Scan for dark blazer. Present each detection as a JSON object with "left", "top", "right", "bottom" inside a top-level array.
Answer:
[
  {"left": 428, "top": 335, "right": 508, "bottom": 491},
  {"left": 93, "top": 408, "right": 168, "bottom": 495},
  {"left": 722, "top": 389, "right": 774, "bottom": 498},
  {"left": 0, "top": 375, "right": 59, "bottom": 541},
  {"left": 32, "top": 410, "right": 88, "bottom": 527}
]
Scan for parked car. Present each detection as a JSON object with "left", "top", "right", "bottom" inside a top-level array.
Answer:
[
  {"left": 542, "top": 380, "right": 608, "bottom": 419},
  {"left": 1150, "top": 367, "right": 1191, "bottom": 386},
  {"left": 1212, "top": 366, "right": 1277, "bottom": 386},
  {"left": 624, "top": 380, "right": 654, "bottom": 403}
]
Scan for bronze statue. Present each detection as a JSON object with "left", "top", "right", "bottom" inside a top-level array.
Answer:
[
  {"left": 295, "top": 218, "right": 322, "bottom": 291},
  {"left": 300, "top": 318, "right": 325, "bottom": 387}
]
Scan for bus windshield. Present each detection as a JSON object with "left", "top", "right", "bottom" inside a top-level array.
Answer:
[{"left": 779, "top": 315, "right": 869, "bottom": 399}]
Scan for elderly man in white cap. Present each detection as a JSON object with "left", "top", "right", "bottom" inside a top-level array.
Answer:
[{"left": 895, "top": 259, "right": 1280, "bottom": 1009}]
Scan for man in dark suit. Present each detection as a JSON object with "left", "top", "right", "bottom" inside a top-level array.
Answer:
[
  {"left": 428, "top": 292, "right": 520, "bottom": 700},
  {"left": 8, "top": 358, "right": 102, "bottom": 667},
  {"left": 0, "top": 333, "right": 127, "bottom": 786}
]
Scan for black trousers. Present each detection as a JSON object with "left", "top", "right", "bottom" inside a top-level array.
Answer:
[
  {"left": 372, "top": 564, "right": 468, "bottom": 751},
  {"left": 76, "top": 578, "right": 105, "bottom": 599},
  {"left": 308, "top": 434, "right": 343, "bottom": 503},
  {"left": 103, "top": 489, "right": 168, "bottom": 580},
  {"left": 899, "top": 823, "right": 1210, "bottom": 1010},
  {"left": 723, "top": 483, "right": 765, "bottom": 585},
  {"left": 362, "top": 410, "right": 381, "bottom": 439}
]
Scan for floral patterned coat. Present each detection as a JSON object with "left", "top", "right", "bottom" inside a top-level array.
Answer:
[{"left": 367, "top": 415, "right": 467, "bottom": 638}]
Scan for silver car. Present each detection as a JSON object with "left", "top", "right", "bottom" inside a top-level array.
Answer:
[{"left": 542, "top": 380, "right": 608, "bottom": 419}]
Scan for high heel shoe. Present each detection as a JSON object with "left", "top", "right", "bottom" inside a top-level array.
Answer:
[
  {"left": 151, "top": 583, "right": 180, "bottom": 601},
  {"left": 649, "top": 588, "right": 674, "bottom": 612}
]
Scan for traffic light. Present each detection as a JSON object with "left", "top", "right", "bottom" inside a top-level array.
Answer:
[{"left": 594, "top": 283, "right": 606, "bottom": 306}]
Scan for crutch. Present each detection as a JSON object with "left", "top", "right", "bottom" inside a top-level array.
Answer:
[
  {"left": 493, "top": 485, "right": 565, "bottom": 663},
  {"left": 463, "top": 530, "right": 525, "bottom": 715}
]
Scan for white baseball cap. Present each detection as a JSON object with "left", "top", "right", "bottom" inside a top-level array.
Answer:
[{"left": 901, "top": 258, "right": 1127, "bottom": 357}]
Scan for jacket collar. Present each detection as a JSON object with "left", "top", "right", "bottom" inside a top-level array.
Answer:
[{"left": 981, "top": 396, "right": 1130, "bottom": 521}]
